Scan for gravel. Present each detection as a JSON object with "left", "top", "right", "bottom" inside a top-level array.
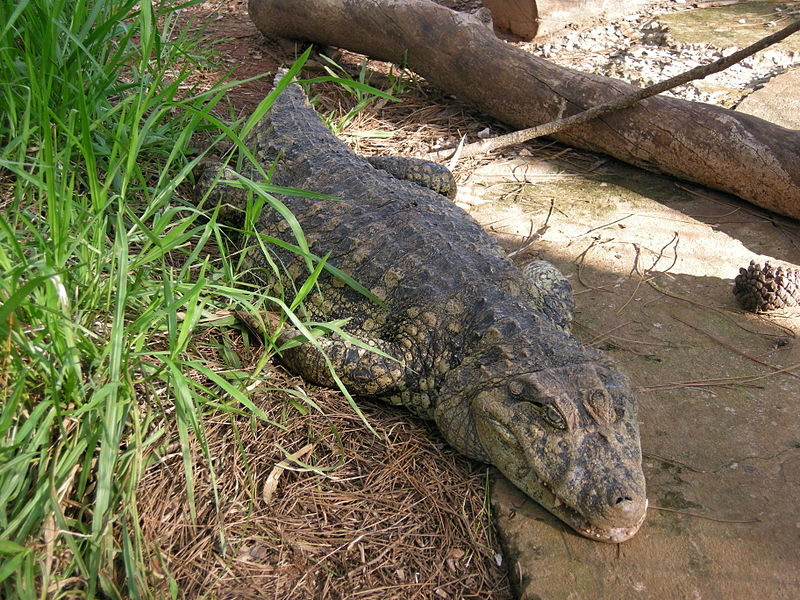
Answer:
[{"left": 522, "top": 0, "right": 800, "bottom": 108}]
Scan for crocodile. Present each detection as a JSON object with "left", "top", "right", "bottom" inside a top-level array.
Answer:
[{"left": 194, "top": 73, "right": 648, "bottom": 543}]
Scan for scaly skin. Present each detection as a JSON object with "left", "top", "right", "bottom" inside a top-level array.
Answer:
[{"left": 194, "top": 74, "right": 647, "bottom": 542}]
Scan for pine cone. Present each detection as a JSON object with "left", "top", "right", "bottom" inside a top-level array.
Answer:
[{"left": 733, "top": 260, "right": 800, "bottom": 312}]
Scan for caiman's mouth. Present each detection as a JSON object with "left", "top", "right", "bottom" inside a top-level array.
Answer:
[{"left": 530, "top": 477, "right": 647, "bottom": 544}]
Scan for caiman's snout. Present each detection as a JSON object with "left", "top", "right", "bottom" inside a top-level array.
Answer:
[
  {"left": 606, "top": 489, "right": 647, "bottom": 528},
  {"left": 562, "top": 481, "right": 647, "bottom": 543}
]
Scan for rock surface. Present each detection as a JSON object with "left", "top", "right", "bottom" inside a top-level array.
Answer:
[
  {"left": 484, "top": 0, "right": 656, "bottom": 40},
  {"left": 736, "top": 69, "right": 800, "bottom": 129},
  {"left": 467, "top": 153, "right": 800, "bottom": 599}
]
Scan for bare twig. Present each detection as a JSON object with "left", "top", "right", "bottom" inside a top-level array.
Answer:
[
  {"left": 643, "top": 452, "right": 707, "bottom": 473},
  {"left": 649, "top": 505, "right": 760, "bottom": 524},
  {"left": 646, "top": 278, "right": 797, "bottom": 339},
  {"left": 427, "top": 18, "right": 800, "bottom": 162},
  {"left": 641, "top": 360, "right": 800, "bottom": 391},
  {"left": 671, "top": 314, "right": 800, "bottom": 381},
  {"left": 507, "top": 198, "right": 555, "bottom": 259}
]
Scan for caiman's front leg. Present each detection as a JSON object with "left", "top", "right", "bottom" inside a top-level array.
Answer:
[
  {"left": 520, "top": 260, "right": 574, "bottom": 333},
  {"left": 278, "top": 331, "right": 410, "bottom": 397}
]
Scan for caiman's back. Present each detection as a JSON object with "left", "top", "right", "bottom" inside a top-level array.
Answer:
[{"left": 245, "top": 82, "right": 530, "bottom": 335}]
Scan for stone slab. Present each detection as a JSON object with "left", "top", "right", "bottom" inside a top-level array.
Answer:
[
  {"left": 659, "top": 2, "right": 800, "bottom": 52},
  {"left": 462, "top": 155, "right": 800, "bottom": 600},
  {"left": 736, "top": 70, "right": 800, "bottom": 130}
]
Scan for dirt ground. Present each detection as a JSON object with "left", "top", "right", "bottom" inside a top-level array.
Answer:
[{"left": 145, "top": 1, "right": 800, "bottom": 598}]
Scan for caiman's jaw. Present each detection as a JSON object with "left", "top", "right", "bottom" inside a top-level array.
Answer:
[{"left": 524, "top": 474, "right": 647, "bottom": 543}]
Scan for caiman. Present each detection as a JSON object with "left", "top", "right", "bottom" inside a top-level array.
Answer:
[{"left": 194, "top": 72, "right": 648, "bottom": 543}]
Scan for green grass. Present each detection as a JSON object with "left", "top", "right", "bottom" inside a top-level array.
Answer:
[
  {"left": 308, "top": 54, "right": 413, "bottom": 136},
  {"left": 0, "top": 0, "right": 364, "bottom": 597}
]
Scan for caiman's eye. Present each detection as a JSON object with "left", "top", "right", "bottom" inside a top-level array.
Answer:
[
  {"left": 583, "top": 388, "right": 615, "bottom": 424},
  {"left": 544, "top": 405, "right": 566, "bottom": 430},
  {"left": 508, "top": 380, "right": 524, "bottom": 396}
]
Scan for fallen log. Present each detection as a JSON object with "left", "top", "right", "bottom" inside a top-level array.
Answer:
[{"left": 248, "top": 0, "right": 800, "bottom": 220}]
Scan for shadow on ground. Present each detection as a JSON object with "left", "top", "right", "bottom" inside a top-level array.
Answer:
[{"left": 463, "top": 153, "right": 800, "bottom": 599}]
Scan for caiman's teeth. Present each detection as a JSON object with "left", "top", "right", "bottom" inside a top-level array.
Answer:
[
  {"left": 538, "top": 483, "right": 556, "bottom": 505},
  {"left": 532, "top": 473, "right": 645, "bottom": 543}
]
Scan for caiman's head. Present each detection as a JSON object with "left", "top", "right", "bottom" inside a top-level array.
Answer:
[{"left": 472, "top": 360, "right": 647, "bottom": 543}]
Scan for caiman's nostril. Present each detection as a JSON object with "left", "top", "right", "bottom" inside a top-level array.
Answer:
[{"left": 606, "top": 490, "right": 646, "bottom": 527}]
